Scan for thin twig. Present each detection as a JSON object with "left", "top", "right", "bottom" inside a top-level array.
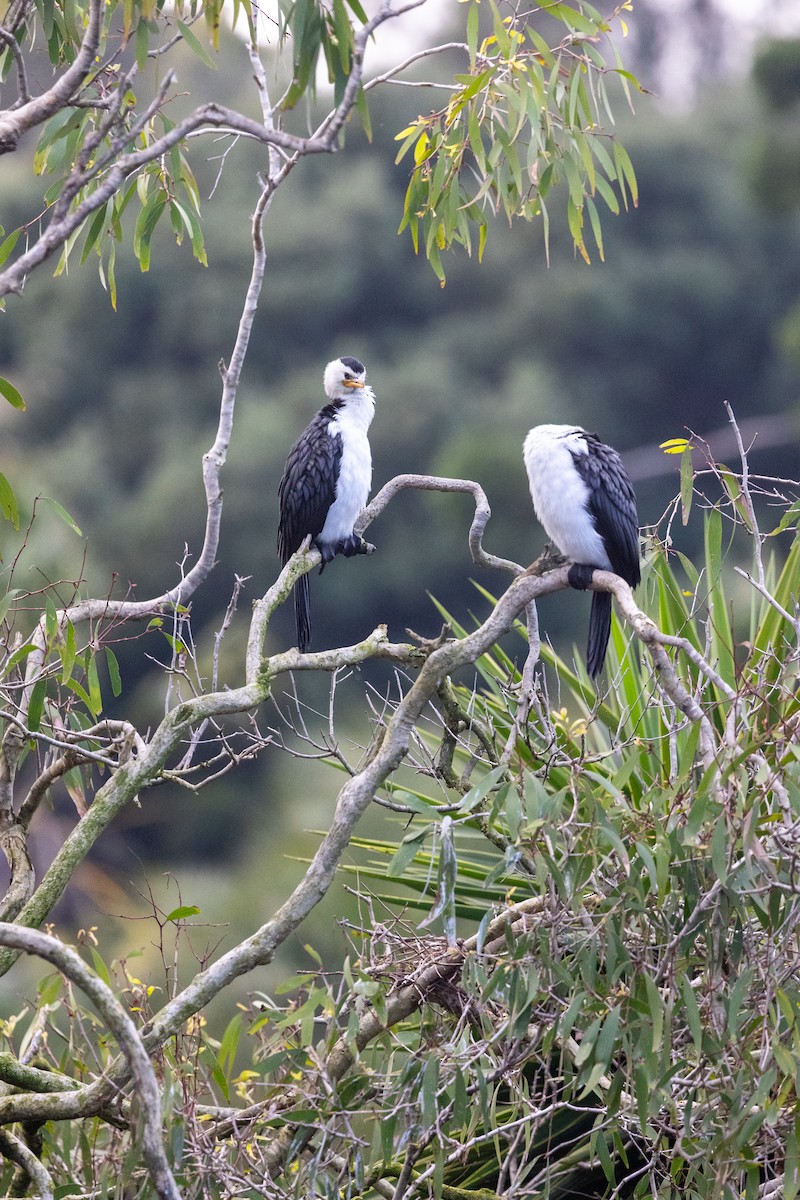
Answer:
[
  {"left": 725, "top": 400, "right": 765, "bottom": 587},
  {"left": 0, "top": 28, "right": 30, "bottom": 106}
]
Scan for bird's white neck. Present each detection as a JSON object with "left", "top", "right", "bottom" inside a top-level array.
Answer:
[{"left": 334, "top": 387, "right": 375, "bottom": 435}]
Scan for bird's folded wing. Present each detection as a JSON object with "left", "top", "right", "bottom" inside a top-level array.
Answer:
[{"left": 278, "top": 413, "right": 342, "bottom": 563}]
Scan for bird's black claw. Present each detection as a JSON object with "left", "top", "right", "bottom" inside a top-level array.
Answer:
[
  {"left": 315, "top": 540, "right": 337, "bottom": 574},
  {"left": 568, "top": 563, "right": 597, "bottom": 591}
]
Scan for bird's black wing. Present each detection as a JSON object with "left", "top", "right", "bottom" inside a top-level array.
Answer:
[
  {"left": 277, "top": 406, "right": 342, "bottom": 564},
  {"left": 572, "top": 434, "right": 641, "bottom": 587}
]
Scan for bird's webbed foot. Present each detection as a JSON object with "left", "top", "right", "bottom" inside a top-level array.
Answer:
[
  {"left": 313, "top": 535, "right": 376, "bottom": 574},
  {"left": 341, "top": 535, "right": 375, "bottom": 558},
  {"left": 567, "top": 562, "right": 598, "bottom": 591},
  {"left": 527, "top": 542, "right": 568, "bottom": 577}
]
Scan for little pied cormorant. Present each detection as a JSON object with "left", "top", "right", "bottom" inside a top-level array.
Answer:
[
  {"left": 523, "top": 424, "right": 640, "bottom": 677},
  {"left": 278, "top": 356, "right": 375, "bottom": 653}
]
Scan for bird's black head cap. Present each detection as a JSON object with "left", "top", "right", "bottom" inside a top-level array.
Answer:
[{"left": 339, "top": 356, "right": 365, "bottom": 375}]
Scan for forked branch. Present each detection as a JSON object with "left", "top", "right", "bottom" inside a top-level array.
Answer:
[{"left": 0, "top": 924, "right": 181, "bottom": 1200}]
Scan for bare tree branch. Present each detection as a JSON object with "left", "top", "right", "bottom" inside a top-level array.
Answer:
[
  {"left": 357, "top": 473, "right": 524, "bottom": 575},
  {"left": 363, "top": 42, "right": 474, "bottom": 93},
  {"left": 0, "top": 28, "right": 31, "bottom": 107},
  {"left": 0, "top": 1052, "right": 78, "bottom": 1094},
  {"left": 593, "top": 569, "right": 719, "bottom": 771}
]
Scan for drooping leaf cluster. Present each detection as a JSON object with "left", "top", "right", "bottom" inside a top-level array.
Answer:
[
  {"left": 395, "top": 1, "right": 640, "bottom": 281},
  {"left": 0, "top": 0, "right": 642, "bottom": 310}
]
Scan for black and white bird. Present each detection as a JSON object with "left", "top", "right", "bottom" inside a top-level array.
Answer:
[
  {"left": 523, "top": 424, "right": 640, "bottom": 677},
  {"left": 278, "top": 356, "right": 375, "bottom": 653}
]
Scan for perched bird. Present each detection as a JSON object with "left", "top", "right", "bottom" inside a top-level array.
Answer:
[
  {"left": 523, "top": 424, "right": 640, "bottom": 677},
  {"left": 278, "top": 356, "right": 375, "bottom": 652}
]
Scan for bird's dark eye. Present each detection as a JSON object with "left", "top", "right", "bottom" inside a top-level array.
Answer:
[{"left": 344, "top": 374, "right": 353, "bottom": 380}]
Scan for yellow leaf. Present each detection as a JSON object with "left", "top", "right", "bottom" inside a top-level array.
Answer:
[
  {"left": 413, "top": 132, "right": 431, "bottom": 165},
  {"left": 659, "top": 437, "right": 691, "bottom": 454}
]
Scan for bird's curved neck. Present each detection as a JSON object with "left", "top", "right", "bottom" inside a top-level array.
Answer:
[{"left": 332, "top": 387, "right": 375, "bottom": 432}]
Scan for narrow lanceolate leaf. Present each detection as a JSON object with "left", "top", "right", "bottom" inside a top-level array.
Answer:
[
  {"left": 27, "top": 678, "right": 47, "bottom": 732},
  {"left": 418, "top": 816, "right": 458, "bottom": 945},
  {"left": 44, "top": 595, "right": 58, "bottom": 645},
  {"left": 177, "top": 19, "right": 217, "bottom": 68},
  {"left": 659, "top": 437, "right": 690, "bottom": 454},
  {"left": 613, "top": 139, "right": 638, "bottom": 208},
  {"left": 0, "top": 375, "right": 25, "bottom": 410},
  {"left": 703, "top": 507, "right": 735, "bottom": 684},
  {"left": 457, "top": 765, "right": 506, "bottom": 813},
  {"left": 0, "top": 227, "right": 21, "bottom": 268},
  {"left": 86, "top": 652, "right": 103, "bottom": 715},
  {"left": 1, "top": 642, "right": 36, "bottom": 677},
  {"left": 61, "top": 619, "right": 77, "bottom": 684},
  {"left": 218, "top": 1013, "right": 243, "bottom": 1073},
  {"left": 133, "top": 193, "right": 167, "bottom": 273},
  {"left": 680, "top": 974, "right": 703, "bottom": 1053},
  {"left": 387, "top": 826, "right": 429, "bottom": 877},
  {"left": 680, "top": 445, "right": 693, "bottom": 525},
  {"left": 105, "top": 646, "right": 122, "bottom": 697},
  {"left": 768, "top": 497, "right": 800, "bottom": 537},
  {"left": 0, "top": 473, "right": 20, "bottom": 528},
  {"left": 40, "top": 495, "right": 83, "bottom": 536},
  {"left": 466, "top": 0, "right": 479, "bottom": 65},
  {"left": 0, "top": 590, "right": 20, "bottom": 627}
]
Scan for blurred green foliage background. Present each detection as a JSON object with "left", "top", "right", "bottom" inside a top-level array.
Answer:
[{"left": 1, "top": 7, "right": 800, "bottom": 1000}]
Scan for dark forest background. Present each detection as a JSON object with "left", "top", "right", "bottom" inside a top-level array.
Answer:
[{"left": 1, "top": 0, "right": 800, "bottom": 996}]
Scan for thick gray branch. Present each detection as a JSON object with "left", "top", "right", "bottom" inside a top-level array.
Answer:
[
  {"left": 0, "top": 29, "right": 31, "bottom": 107},
  {"left": 0, "top": 1052, "right": 78, "bottom": 1094},
  {"left": 0, "top": 0, "right": 103, "bottom": 153}
]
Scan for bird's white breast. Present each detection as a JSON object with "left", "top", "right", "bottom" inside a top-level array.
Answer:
[
  {"left": 523, "top": 424, "right": 611, "bottom": 568},
  {"left": 319, "top": 389, "right": 375, "bottom": 544}
]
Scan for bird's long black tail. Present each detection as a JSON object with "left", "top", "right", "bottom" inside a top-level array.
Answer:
[
  {"left": 294, "top": 575, "right": 312, "bottom": 653},
  {"left": 586, "top": 590, "right": 612, "bottom": 678}
]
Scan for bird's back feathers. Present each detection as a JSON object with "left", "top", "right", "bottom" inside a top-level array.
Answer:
[
  {"left": 277, "top": 405, "right": 343, "bottom": 564},
  {"left": 570, "top": 432, "right": 641, "bottom": 588},
  {"left": 523, "top": 423, "right": 640, "bottom": 677}
]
